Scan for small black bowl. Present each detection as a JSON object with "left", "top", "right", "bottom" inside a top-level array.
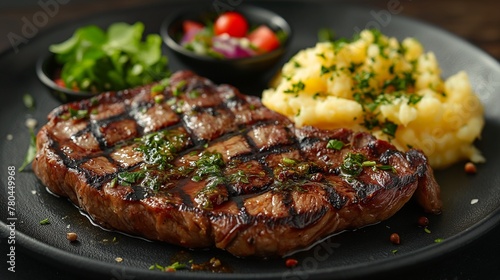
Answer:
[
  {"left": 161, "top": 5, "right": 292, "bottom": 85},
  {"left": 36, "top": 52, "right": 96, "bottom": 103}
]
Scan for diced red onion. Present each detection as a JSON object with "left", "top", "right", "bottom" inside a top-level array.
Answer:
[
  {"left": 211, "top": 35, "right": 255, "bottom": 58},
  {"left": 181, "top": 28, "right": 200, "bottom": 45}
]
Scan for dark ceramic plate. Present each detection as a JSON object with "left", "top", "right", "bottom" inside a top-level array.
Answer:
[{"left": 1, "top": 1, "right": 500, "bottom": 280}]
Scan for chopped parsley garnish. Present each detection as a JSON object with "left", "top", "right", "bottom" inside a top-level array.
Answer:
[
  {"left": 23, "top": 93, "right": 35, "bottom": 110},
  {"left": 326, "top": 139, "right": 344, "bottom": 150},
  {"left": 351, "top": 71, "right": 421, "bottom": 137},
  {"left": 191, "top": 151, "right": 251, "bottom": 210},
  {"left": 316, "top": 53, "right": 326, "bottom": 60},
  {"left": 116, "top": 168, "right": 177, "bottom": 192},
  {"left": 332, "top": 38, "right": 349, "bottom": 54},
  {"left": 135, "top": 130, "right": 186, "bottom": 170},
  {"left": 117, "top": 170, "right": 146, "bottom": 186},
  {"left": 150, "top": 77, "right": 171, "bottom": 95},
  {"left": 173, "top": 80, "right": 187, "bottom": 97},
  {"left": 354, "top": 71, "right": 375, "bottom": 89},
  {"left": 317, "top": 28, "right": 335, "bottom": 42},
  {"left": 383, "top": 72, "right": 415, "bottom": 91},
  {"left": 295, "top": 109, "right": 301, "bottom": 117},
  {"left": 340, "top": 153, "right": 395, "bottom": 178},
  {"left": 370, "top": 29, "right": 384, "bottom": 44},
  {"left": 60, "top": 107, "right": 90, "bottom": 120},
  {"left": 361, "top": 116, "right": 398, "bottom": 138},
  {"left": 149, "top": 261, "right": 187, "bottom": 272},
  {"left": 348, "top": 62, "right": 362, "bottom": 74},
  {"left": 375, "top": 164, "right": 397, "bottom": 173},
  {"left": 188, "top": 90, "right": 201, "bottom": 99},
  {"left": 272, "top": 157, "right": 318, "bottom": 192},
  {"left": 282, "top": 157, "right": 296, "bottom": 165},
  {"left": 361, "top": 160, "right": 376, "bottom": 167},
  {"left": 109, "top": 177, "right": 117, "bottom": 188},
  {"left": 192, "top": 153, "right": 248, "bottom": 186},
  {"left": 40, "top": 218, "right": 50, "bottom": 225},
  {"left": 408, "top": 94, "right": 423, "bottom": 105},
  {"left": 382, "top": 121, "right": 398, "bottom": 137},
  {"left": 115, "top": 130, "right": 188, "bottom": 191},
  {"left": 312, "top": 92, "right": 321, "bottom": 100},
  {"left": 154, "top": 95, "right": 164, "bottom": 104},
  {"left": 320, "top": 65, "right": 336, "bottom": 76},
  {"left": 229, "top": 170, "right": 249, "bottom": 184},
  {"left": 284, "top": 81, "right": 305, "bottom": 94},
  {"left": 19, "top": 127, "right": 37, "bottom": 172},
  {"left": 340, "top": 153, "right": 366, "bottom": 177},
  {"left": 151, "top": 85, "right": 165, "bottom": 94},
  {"left": 191, "top": 152, "right": 225, "bottom": 185}
]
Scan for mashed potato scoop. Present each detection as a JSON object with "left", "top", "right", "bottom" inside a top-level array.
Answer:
[{"left": 262, "top": 29, "right": 484, "bottom": 169}]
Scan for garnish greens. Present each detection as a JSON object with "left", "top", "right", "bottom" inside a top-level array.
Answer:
[
  {"left": 283, "top": 81, "right": 305, "bottom": 94},
  {"left": 135, "top": 130, "right": 186, "bottom": 171},
  {"left": 272, "top": 157, "right": 319, "bottom": 192},
  {"left": 115, "top": 130, "right": 187, "bottom": 191},
  {"left": 114, "top": 130, "right": 249, "bottom": 210},
  {"left": 313, "top": 29, "right": 426, "bottom": 138},
  {"left": 149, "top": 261, "right": 187, "bottom": 272},
  {"left": 340, "top": 152, "right": 395, "bottom": 178},
  {"left": 50, "top": 22, "right": 169, "bottom": 93},
  {"left": 326, "top": 139, "right": 344, "bottom": 150},
  {"left": 23, "top": 93, "right": 35, "bottom": 110},
  {"left": 317, "top": 28, "right": 335, "bottom": 42},
  {"left": 19, "top": 127, "right": 37, "bottom": 172},
  {"left": 191, "top": 151, "right": 249, "bottom": 210}
]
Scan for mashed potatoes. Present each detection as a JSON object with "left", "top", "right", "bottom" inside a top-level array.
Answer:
[{"left": 262, "top": 29, "right": 484, "bottom": 169}]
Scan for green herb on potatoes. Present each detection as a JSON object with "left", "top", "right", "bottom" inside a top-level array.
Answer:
[{"left": 50, "top": 22, "right": 169, "bottom": 93}]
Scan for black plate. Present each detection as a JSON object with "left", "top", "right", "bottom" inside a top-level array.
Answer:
[{"left": 1, "top": 1, "right": 500, "bottom": 279}]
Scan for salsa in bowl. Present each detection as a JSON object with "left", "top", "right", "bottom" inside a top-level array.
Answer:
[{"left": 161, "top": 5, "right": 292, "bottom": 84}]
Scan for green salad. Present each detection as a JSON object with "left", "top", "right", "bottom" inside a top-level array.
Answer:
[{"left": 50, "top": 22, "right": 169, "bottom": 93}]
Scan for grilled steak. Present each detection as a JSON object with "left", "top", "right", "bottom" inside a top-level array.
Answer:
[{"left": 33, "top": 71, "right": 441, "bottom": 257}]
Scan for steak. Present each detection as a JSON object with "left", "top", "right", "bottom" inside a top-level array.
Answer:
[{"left": 32, "top": 70, "right": 442, "bottom": 257}]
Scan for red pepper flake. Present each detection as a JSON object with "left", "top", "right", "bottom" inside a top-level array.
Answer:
[
  {"left": 66, "top": 232, "right": 78, "bottom": 242},
  {"left": 417, "top": 216, "right": 429, "bottom": 227},
  {"left": 464, "top": 162, "right": 477, "bottom": 174},
  {"left": 285, "top": 258, "right": 298, "bottom": 268},
  {"left": 390, "top": 233, "right": 400, "bottom": 245},
  {"left": 165, "top": 267, "right": 176, "bottom": 272}
]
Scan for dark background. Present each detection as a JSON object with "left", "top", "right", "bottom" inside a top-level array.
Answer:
[
  {"left": 1, "top": 0, "right": 499, "bottom": 279},
  {"left": 1, "top": 0, "right": 499, "bottom": 60}
]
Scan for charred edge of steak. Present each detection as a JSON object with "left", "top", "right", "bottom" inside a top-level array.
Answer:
[{"left": 32, "top": 70, "right": 442, "bottom": 257}]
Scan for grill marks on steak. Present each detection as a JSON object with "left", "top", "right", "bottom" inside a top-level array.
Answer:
[{"left": 33, "top": 70, "right": 441, "bottom": 257}]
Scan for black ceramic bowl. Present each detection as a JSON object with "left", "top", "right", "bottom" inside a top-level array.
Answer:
[
  {"left": 161, "top": 5, "right": 292, "bottom": 84},
  {"left": 36, "top": 52, "right": 96, "bottom": 103}
]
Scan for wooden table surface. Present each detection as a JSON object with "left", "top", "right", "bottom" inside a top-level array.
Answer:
[{"left": 0, "top": 1, "right": 499, "bottom": 280}]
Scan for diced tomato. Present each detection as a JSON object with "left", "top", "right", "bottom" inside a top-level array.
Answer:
[
  {"left": 181, "top": 20, "right": 205, "bottom": 44},
  {"left": 55, "top": 78, "right": 66, "bottom": 88},
  {"left": 214, "top": 12, "right": 248, "bottom": 37},
  {"left": 247, "top": 25, "right": 281, "bottom": 53},
  {"left": 182, "top": 20, "right": 204, "bottom": 34}
]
